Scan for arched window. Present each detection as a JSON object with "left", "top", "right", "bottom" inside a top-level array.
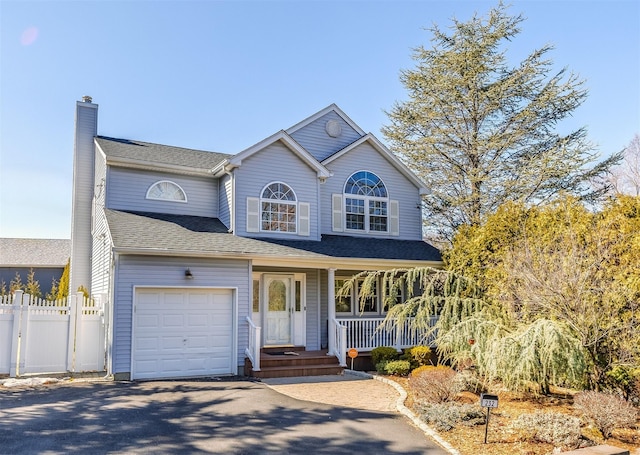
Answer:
[
  {"left": 344, "top": 171, "right": 388, "bottom": 232},
  {"left": 146, "top": 180, "right": 187, "bottom": 202},
  {"left": 261, "top": 182, "right": 297, "bottom": 232}
]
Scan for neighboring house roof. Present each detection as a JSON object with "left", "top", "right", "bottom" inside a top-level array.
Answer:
[
  {"left": 105, "top": 210, "right": 442, "bottom": 267},
  {"left": 0, "top": 238, "right": 70, "bottom": 267},
  {"left": 95, "top": 136, "right": 231, "bottom": 176}
]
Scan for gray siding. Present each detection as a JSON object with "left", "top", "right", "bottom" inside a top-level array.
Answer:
[
  {"left": 321, "top": 142, "right": 424, "bottom": 240},
  {"left": 70, "top": 101, "right": 98, "bottom": 296},
  {"left": 91, "top": 152, "right": 111, "bottom": 296},
  {"left": 218, "top": 173, "right": 232, "bottom": 230},
  {"left": 111, "top": 256, "right": 250, "bottom": 375},
  {"left": 290, "top": 111, "right": 362, "bottom": 162},
  {"left": 106, "top": 167, "right": 219, "bottom": 217},
  {"left": 234, "top": 141, "right": 320, "bottom": 240}
]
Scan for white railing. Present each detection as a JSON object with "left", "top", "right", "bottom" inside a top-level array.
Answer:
[
  {"left": 330, "top": 317, "right": 348, "bottom": 366},
  {"left": 339, "top": 316, "right": 438, "bottom": 352},
  {"left": 245, "top": 316, "right": 261, "bottom": 372}
]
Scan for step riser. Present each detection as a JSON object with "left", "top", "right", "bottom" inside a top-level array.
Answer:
[
  {"left": 260, "top": 357, "right": 339, "bottom": 368},
  {"left": 246, "top": 349, "right": 343, "bottom": 379},
  {"left": 252, "top": 367, "right": 344, "bottom": 379}
]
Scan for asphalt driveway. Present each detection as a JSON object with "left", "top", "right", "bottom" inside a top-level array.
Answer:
[{"left": 0, "top": 378, "right": 448, "bottom": 454}]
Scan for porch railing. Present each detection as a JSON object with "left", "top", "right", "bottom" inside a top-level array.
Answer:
[
  {"left": 330, "top": 317, "right": 348, "bottom": 367},
  {"left": 245, "top": 316, "right": 261, "bottom": 372},
  {"left": 340, "top": 316, "right": 438, "bottom": 352}
]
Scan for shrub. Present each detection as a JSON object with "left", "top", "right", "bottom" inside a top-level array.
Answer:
[
  {"left": 401, "top": 345, "right": 432, "bottom": 369},
  {"left": 510, "top": 412, "right": 581, "bottom": 449},
  {"left": 371, "top": 346, "right": 399, "bottom": 366},
  {"left": 574, "top": 391, "right": 638, "bottom": 438},
  {"left": 383, "top": 360, "right": 411, "bottom": 376},
  {"left": 375, "top": 360, "right": 389, "bottom": 374},
  {"left": 409, "top": 365, "right": 461, "bottom": 403},
  {"left": 606, "top": 366, "right": 640, "bottom": 405},
  {"left": 453, "top": 370, "right": 487, "bottom": 394},
  {"left": 416, "top": 402, "right": 485, "bottom": 431}
]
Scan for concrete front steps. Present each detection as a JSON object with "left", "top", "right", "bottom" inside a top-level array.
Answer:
[{"left": 245, "top": 347, "right": 343, "bottom": 379}]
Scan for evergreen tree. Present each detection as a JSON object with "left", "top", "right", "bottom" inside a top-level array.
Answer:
[
  {"left": 10, "top": 272, "right": 23, "bottom": 293},
  {"left": 383, "top": 3, "right": 620, "bottom": 241},
  {"left": 25, "top": 268, "right": 42, "bottom": 298},
  {"left": 57, "top": 259, "right": 70, "bottom": 300}
]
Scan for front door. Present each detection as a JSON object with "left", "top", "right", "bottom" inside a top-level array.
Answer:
[{"left": 264, "top": 275, "right": 292, "bottom": 345}]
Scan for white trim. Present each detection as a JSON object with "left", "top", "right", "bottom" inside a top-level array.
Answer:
[
  {"left": 343, "top": 170, "right": 390, "bottom": 234},
  {"left": 145, "top": 180, "right": 188, "bottom": 203},
  {"left": 259, "top": 181, "right": 298, "bottom": 234},
  {"left": 130, "top": 286, "right": 238, "bottom": 380}
]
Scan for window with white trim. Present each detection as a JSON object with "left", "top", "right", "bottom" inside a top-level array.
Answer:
[
  {"left": 344, "top": 171, "right": 388, "bottom": 232},
  {"left": 146, "top": 180, "right": 187, "bottom": 202},
  {"left": 335, "top": 277, "right": 380, "bottom": 315},
  {"left": 261, "top": 182, "right": 297, "bottom": 232}
]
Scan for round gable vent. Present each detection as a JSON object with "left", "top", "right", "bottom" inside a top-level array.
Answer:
[{"left": 325, "top": 119, "right": 342, "bottom": 138}]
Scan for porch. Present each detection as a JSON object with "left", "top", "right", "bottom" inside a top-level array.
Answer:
[{"left": 245, "top": 315, "right": 437, "bottom": 378}]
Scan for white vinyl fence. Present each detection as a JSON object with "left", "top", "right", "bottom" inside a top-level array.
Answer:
[{"left": 0, "top": 290, "right": 105, "bottom": 377}]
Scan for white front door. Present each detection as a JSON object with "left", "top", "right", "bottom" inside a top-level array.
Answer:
[{"left": 264, "top": 275, "right": 292, "bottom": 345}]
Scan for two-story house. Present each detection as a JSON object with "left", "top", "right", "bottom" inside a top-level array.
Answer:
[{"left": 70, "top": 96, "right": 441, "bottom": 381}]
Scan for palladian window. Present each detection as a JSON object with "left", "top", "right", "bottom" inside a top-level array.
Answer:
[
  {"left": 261, "top": 182, "right": 297, "bottom": 232},
  {"left": 344, "top": 171, "right": 388, "bottom": 232}
]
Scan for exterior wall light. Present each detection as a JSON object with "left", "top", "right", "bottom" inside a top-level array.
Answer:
[{"left": 185, "top": 268, "right": 194, "bottom": 279}]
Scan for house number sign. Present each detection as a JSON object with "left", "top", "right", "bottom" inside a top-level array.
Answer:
[
  {"left": 480, "top": 393, "right": 499, "bottom": 444},
  {"left": 480, "top": 393, "right": 499, "bottom": 408}
]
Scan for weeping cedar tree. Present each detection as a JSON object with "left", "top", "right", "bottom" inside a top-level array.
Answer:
[
  {"left": 382, "top": 3, "right": 620, "bottom": 242},
  {"left": 341, "top": 268, "right": 586, "bottom": 394}
]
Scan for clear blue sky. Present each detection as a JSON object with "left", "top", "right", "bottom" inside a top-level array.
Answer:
[{"left": 1, "top": 0, "right": 638, "bottom": 239}]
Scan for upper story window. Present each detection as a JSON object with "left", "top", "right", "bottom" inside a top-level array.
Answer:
[
  {"left": 344, "top": 171, "right": 388, "bottom": 232},
  {"left": 261, "top": 182, "right": 297, "bottom": 232},
  {"left": 146, "top": 180, "right": 187, "bottom": 202}
]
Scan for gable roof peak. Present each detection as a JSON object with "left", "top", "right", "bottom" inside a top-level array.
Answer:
[{"left": 285, "top": 104, "right": 365, "bottom": 137}]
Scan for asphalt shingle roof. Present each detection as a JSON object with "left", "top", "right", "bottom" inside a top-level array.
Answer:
[
  {"left": 96, "top": 136, "right": 231, "bottom": 170},
  {"left": 0, "top": 238, "right": 70, "bottom": 266},
  {"left": 104, "top": 210, "right": 442, "bottom": 263}
]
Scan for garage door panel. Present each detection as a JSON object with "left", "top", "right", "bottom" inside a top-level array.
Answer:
[
  {"left": 162, "top": 314, "right": 185, "bottom": 328},
  {"left": 133, "top": 288, "right": 234, "bottom": 380}
]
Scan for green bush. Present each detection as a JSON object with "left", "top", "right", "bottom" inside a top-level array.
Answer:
[
  {"left": 574, "top": 390, "right": 638, "bottom": 438},
  {"left": 416, "top": 402, "right": 485, "bottom": 431},
  {"left": 510, "top": 412, "right": 581, "bottom": 449},
  {"left": 375, "top": 360, "right": 389, "bottom": 374},
  {"left": 383, "top": 360, "right": 411, "bottom": 376},
  {"left": 402, "top": 345, "right": 432, "bottom": 369},
  {"left": 606, "top": 366, "right": 640, "bottom": 404},
  {"left": 371, "top": 346, "right": 399, "bottom": 366}
]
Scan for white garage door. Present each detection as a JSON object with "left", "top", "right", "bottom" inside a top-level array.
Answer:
[{"left": 132, "top": 288, "right": 234, "bottom": 380}]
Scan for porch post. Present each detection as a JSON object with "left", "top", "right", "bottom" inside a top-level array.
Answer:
[{"left": 327, "top": 268, "right": 336, "bottom": 355}]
